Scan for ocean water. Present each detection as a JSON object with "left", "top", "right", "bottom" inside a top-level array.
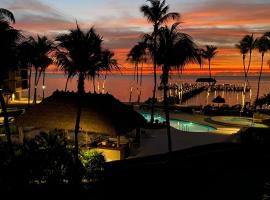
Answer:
[{"left": 23, "top": 73, "right": 270, "bottom": 106}]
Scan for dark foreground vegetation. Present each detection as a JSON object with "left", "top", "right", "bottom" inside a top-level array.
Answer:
[{"left": 1, "top": 128, "right": 270, "bottom": 199}]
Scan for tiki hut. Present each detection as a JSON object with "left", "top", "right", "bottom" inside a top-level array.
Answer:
[
  {"left": 212, "top": 95, "right": 225, "bottom": 107},
  {"left": 16, "top": 91, "right": 146, "bottom": 160},
  {"left": 16, "top": 91, "right": 146, "bottom": 143}
]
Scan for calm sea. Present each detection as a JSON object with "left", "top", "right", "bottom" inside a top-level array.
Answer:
[{"left": 23, "top": 73, "right": 270, "bottom": 106}]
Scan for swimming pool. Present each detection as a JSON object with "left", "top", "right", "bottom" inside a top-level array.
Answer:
[{"left": 140, "top": 112, "right": 216, "bottom": 132}]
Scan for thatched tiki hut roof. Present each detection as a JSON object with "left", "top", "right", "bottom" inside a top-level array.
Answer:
[
  {"left": 16, "top": 91, "right": 146, "bottom": 136},
  {"left": 212, "top": 95, "right": 225, "bottom": 104}
]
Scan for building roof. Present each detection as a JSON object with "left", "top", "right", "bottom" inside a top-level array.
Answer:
[{"left": 16, "top": 91, "right": 146, "bottom": 136}]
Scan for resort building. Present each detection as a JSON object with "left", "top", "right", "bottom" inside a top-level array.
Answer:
[{"left": 2, "top": 69, "right": 28, "bottom": 101}]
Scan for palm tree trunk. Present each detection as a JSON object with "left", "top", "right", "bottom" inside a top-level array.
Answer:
[
  {"left": 28, "top": 67, "right": 32, "bottom": 107},
  {"left": 138, "top": 64, "right": 143, "bottom": 104},
  {"left": 150, "top": 29, "right": 158, "bottom": 124},
  {"left": 33, "top": 68, "right": 38, "bottom": 104},
  {"left": 247, "top": 49, "right": 252, "bottom": 74},
  {"left": 65, "top": 76, "right": 69, "bottom": 92},
  {"left": 102, "top": 73, "right": 107, "bottom": 94},
  {"left": 133, "top": 64, "right": 136, "bottom": 81},
  {"left": 0, "top": 90, "right": 13, "bottom": 154},
  {"left": 74, "top": 73, "right": 84, "bottom": 175},
  {"left": 208, "top": 58, "right": 211, "bottom": 79},
  {"left": 255, "top": 53, "right": 264, "bottom": 109},
  {"left": 162, "top": 65, "right": 172, "bottom": 155},
  {"left": 241, "top": 55, "right": 247, "bottom": 114},
  {"left": 42, "top": 70, "right": 45, "bottom": 100},
  {"left": 136, "top": 63, "right": 139, "bottom": 84},
  {"left": 93, "top": 77, "right": 96, "bottom": 93}
]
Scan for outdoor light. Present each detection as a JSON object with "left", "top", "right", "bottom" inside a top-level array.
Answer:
[
  {"left": 42, "top": 85, "right": 46, "bottom": 90},
  {"left": 12, "top": 93, "right": 15, "bottom": 101}
]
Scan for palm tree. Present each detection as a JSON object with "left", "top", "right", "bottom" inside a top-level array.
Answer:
[
  {"left": 156, "top": 23, "right": 201, "bottom": 154},
  {"left": 26, "top": 36, "right": 54, "bottom": 104},
  {"left": 99, "top": 49, "right": 119, "bottom": 93},
  {"left": 236, "top": 34, "right": 257, "bottom": 112},
  {"left": 55, "top": 24, "right": 104, "bottom": 166},
  {"left": 255, "top": 35, "right": 270, "bottom": 109},
  {"left": 0, "top": 9, "right": 21, "bottom": 152},
  {"left": 127, "top": 42, "right": 147, "bottom": 103},
  {"left": 201, "top": 45, "right": 217, "bottom": 79},
  {"left": 236, "top": 41, "right": 249, "bottom": 113},
  {"left": 0, "top": 8, "right": 15, "bottom": 23},
  {"left": 242, "top": 34, "right": 257, "bottom": 75},
  {"left": 140, "top": 0, "right": 180, "bottom": 124},
  {"left": 86, "top": 49, "right": 118, "bottom": 93}
]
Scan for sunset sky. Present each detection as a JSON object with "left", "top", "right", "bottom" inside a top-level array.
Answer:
[{"left": 2, "top": 0, "right": 270, "bottom": 74}]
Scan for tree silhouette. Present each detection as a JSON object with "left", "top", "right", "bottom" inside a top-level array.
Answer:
[
  {"left": 156, "top": 23, "right": 201, "bottom": 154},
  {"left": 201, "top": 45, "right": 217, "bottom": 79},
  {"left": 0, "top": 9, "right": 21, "bottom": 153},
  {"left": 127, "top": 42, "right": 147, "bottom": 103},
  {"left": 236, "top": 34, "right": 257, "bottom": 112},
  {"left": 255, "top": 34, "right": 270, "bottom": 109},
  {"left": 55, "top": 24, "right": 118, "bottom": 169},
  {"left": 140, "top": 0, "right": 180, "bottom": 124}
]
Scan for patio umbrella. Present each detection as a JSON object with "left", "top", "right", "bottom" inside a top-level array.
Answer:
[{"left": 212, "top": 95, "right": 225, "bottom": 107}]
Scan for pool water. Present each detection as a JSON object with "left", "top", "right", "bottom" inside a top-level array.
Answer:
[
  {"left": 223, "top": 117, "right": 253, "bottom": 123},
  {"left": 210, "top": 116, "right": 269, "bottom": 128},
  {"left": 140, "top": 112, "right": 165, "bottom": 123},
  {"left": 170, "top": 119, "right": 216, "bottom": 132},
  {"left": 140, "top": 112, "right": 216, "bottom": 132}
]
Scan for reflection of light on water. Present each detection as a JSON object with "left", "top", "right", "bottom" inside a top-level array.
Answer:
[{"left": 141, "top": 112, "right": 216, "bottom": 132}]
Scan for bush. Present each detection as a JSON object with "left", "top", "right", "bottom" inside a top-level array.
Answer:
[
  {"left": 0, "top": 130, "right": 80, "bottom": 192},
  {"left": 80, "top": 150, "right": 105, "bottom": 182}
]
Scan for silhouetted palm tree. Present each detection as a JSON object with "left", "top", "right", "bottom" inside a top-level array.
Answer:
[
  {"left": 157, "top": 23, "right": 201, "bottom": 154},
  {"left": 0, "top": 8, "right": 15, "bottom": 23},
  {"left": 55, "top": 24, "right": 103, "bottom": 166},
  {"left": 140, "top": 0, "right": 180, "bottom": 124},
  {"left": 127, "top": 42, "right": 147, "bottom": 103},
  {"left": 240, "top": 34, "right": 257, "bottom": 80},
  {"left": 236, "top": 35, "right": 257, "bottom": 112},
  {"left": 0, "top": 9, "right": 20, "bottom": 152},
  {"left": 255, "top": 35, "right": 270, "bottom": 109},
  {"left": 236, "top": 41, "right": 249, "bottom": 112},
  {"left": 26, "top": 36, "right": 54, "bottom": 104},
  {"left": 99, "top": 49, "right": 119, "bottom": 93},
  {"left": 201, "top": 45, "right": 217, "bottom": 79}
]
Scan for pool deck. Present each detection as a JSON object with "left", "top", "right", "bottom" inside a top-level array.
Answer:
[{"left": 129, "top": 112, "right": 242, "bottom": 159}]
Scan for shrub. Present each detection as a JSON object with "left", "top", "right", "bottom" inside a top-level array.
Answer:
[{"left": 80, "top": 149, "right": 105, "bottom": 182}]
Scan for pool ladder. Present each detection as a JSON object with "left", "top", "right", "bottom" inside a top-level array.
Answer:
[{"left": 178, "top": 122, "right": 189, "bottom": 132}]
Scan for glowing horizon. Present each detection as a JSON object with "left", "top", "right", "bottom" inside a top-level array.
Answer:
[{"left": 1, "top": 0, "right": 270, "bottom": 74}]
